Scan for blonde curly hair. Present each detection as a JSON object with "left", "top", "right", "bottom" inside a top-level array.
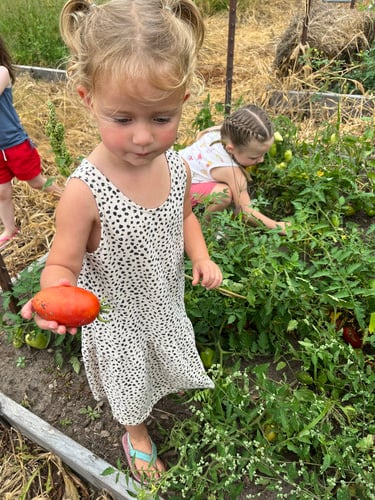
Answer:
[{"left": 60, "top": 0, "right": 205, "bottom": 98}]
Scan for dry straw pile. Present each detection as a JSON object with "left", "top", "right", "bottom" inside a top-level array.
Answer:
[
  {"left": 1, "top": 0, "right": 373, "bottom": 278},
  {"left": 274, "top": 2, "right": 375, "bottom": 79}
]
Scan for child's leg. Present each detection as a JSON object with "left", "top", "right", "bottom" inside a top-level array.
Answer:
[
  {"left": 27, "top": 174, "right": 63, "bottom": 196},
  {"left": 0, "top": 181, "right": 18, "bottom": 238},
  {"left": 124, "top": 422, "right": 165, "bottom": 478},
  {"left": 191, "top": 181, "right": 232, "bottom": 213},
  {"left": 206, "top": 183, "right": 233, "bottom": 212}
]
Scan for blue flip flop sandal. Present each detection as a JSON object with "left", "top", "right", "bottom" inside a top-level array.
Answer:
[{"left": 122, "top": 431, "right": 158, "bottom": 483}]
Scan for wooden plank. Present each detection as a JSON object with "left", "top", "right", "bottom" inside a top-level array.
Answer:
[
  {"left": 0, "top": 391, "right": 157, "bottom": 500},
  {"left": 268, "top": 89, "right": 375, "bottom": 120},
  {"left": 15, "top": 65, "right": 67, "bottom": 82}
]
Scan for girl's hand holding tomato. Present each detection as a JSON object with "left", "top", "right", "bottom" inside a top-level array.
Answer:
[
  {"left": 21, "top": 280, "right": 80, "bottom": 336},
  {"left": 21, "top": 298, "right": 79, "bottom": 336}
]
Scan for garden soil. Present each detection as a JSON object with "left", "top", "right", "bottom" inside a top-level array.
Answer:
[{"left": 0, "top": 1, "right": 373, "bottom": 498}]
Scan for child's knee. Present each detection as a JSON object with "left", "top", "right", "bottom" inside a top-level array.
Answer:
[
  {"left": 0, "top": 182, "right": 13, "bottom": 201},
  {"left": 27, "top": 175, "right": 45, "bottom": 190}
]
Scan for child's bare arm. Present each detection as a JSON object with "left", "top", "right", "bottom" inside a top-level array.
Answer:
[
  {"left": 182, "top": 161, "right": 222, "bottom": 289},
  {"left": 212, "top": 166, "right": 289, "bottom": 233}
]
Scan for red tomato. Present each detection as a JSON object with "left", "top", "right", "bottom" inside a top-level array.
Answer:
[
  {"left": 342, "top": 325, "right": 362, "bottom": 348},
  {"left": 32, "top": 285, "right": 101, "bottom": 327}
]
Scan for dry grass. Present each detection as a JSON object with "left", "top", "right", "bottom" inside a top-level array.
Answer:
[
  {"left": 0, "top": 420, "right": 111, "bottom": 499},
  {"left": 1, "top": 0, "right": 373, "bottom": 278}
]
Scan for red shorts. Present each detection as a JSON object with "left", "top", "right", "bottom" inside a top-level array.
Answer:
[
  {"left": 0, "top": 139, "right": 41, "bottom": 184},
  {"left": 190, "top": 182, "right": 217, "bottom": 207}
]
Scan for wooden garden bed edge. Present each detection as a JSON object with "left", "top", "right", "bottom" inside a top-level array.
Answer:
[{"left": 0, "top": 391, "right": 157, "bottom": 500}]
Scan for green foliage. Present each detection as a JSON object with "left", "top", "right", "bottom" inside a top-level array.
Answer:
[
  {"left": 2, "top": 95, "right": 375, "bottom": 498},
  {"left": 344, "top": 45, "right": 375, "bottom": 94},
  {"left": 190, "top": 94, "right": 224, "bottom": 134},
  {"left": 156, "top": 361, "right": 375, "bottom": 499},
  {"left": 297, "top": 43, "right": 375, "bottom": 95},
  {"left": 154, "top": 106, "right": 375, "bottom": 498},
  {"left": 0, "top": 0, "right": 68, "bottom": 68}
]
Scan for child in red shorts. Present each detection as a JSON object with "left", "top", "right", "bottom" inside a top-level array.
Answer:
[{"left": 0, "top": 36, "right": 63, "bottom": 247}]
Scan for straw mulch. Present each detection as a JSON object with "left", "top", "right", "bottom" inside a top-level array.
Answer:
[
  {"left": 0, "top": 419, "right": 111, "bottom": 499},
  {"left": 2, "top": 0, "right": 373, "bottom": 279}
]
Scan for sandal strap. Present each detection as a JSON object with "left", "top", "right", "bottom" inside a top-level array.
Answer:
[{"left": 127, "top": 433, "right": 157, "bottom": 464}]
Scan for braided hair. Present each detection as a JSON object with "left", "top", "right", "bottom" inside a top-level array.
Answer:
[{"left": 220, "top": 104, "right": 273, "bottom": 147}]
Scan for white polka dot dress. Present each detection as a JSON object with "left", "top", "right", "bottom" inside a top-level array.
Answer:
[{"left": 70, "top": 150, "right": 214, "bottom": 426}]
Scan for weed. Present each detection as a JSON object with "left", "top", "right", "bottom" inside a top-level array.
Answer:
[
  {"left": 79, "top": 405, "right": 102, "bottom": 421},
  {"left": 0, "top": 0, "right": 67, "bottom": 67},
  {"left": 59, "top": 418, "right": 73, "bottom": 426},
  {"left": 45, "top": 101, "right": 75, "bottom": 177},
  {"left": 15, "top": 356, "right": 26, "bottom": 369}
]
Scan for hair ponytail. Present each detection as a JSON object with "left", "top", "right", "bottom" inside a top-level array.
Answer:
[{"left": 60, "top": 0, "right": 95, "bottom": 53}]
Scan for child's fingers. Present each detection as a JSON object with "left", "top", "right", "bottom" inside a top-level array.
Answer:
[
  {"left": 191, "top": 268, "right": 201, "bottom": 286},
  {"left": 20, "top": 299, "right": 34, "bottom": 320}
]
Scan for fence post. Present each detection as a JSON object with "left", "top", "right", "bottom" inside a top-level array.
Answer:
[
  {"left": 301, "top": 0, "right": 313, "bottom": 45},
  {"left": 0, "top": 253, "right": 19, "bottom": 313},
  {"left": 225, "top": 0, "right": 237, "bottom": 115}
]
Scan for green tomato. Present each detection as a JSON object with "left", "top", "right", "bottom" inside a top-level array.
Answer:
[
  {"left": 246, "top": 164, "right": 258, "bottom": 175},
  {"left": 200, "top": 347, "right": 215, "bottom": 369},
  {"left": 275, "top": 161, "right": 287, "bottom": 169},
  {"left": 264, "top": 424, "right": 278, "bottom": 443},
  {"left": 329, "top": 133, "right": 338, "bottom": 144},
  {"left": 330, "top": 214, "right": 341, "bottom": 227},
  {"left": 25, "top": 330, "right": 51, "bottom": 350},
  {"left": 342, "top": 203, "right": 356, "bottom": 216},
  {"left": 317, "top": 371, "right": 328, "bottom": 386},
  {"left": 296, "top": 370, "right": 314, "bottom": 385},
  {"left": 274, "top": 131, "right": 283, "bottom": 142},
  {"left": 268, "top": 143, "right": 277, "bottom": 157},
  {"left": 284, "top": 149, "right": 293, "bottom": 162}
]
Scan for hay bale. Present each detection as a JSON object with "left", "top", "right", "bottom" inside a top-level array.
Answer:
[{"left": 274, "top": 3, "right": 375, "bottom": 77}]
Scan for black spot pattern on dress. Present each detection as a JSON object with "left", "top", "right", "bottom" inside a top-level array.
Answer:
[{"left": 70, "top": 150, "right": 213, "bottom": 425}]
